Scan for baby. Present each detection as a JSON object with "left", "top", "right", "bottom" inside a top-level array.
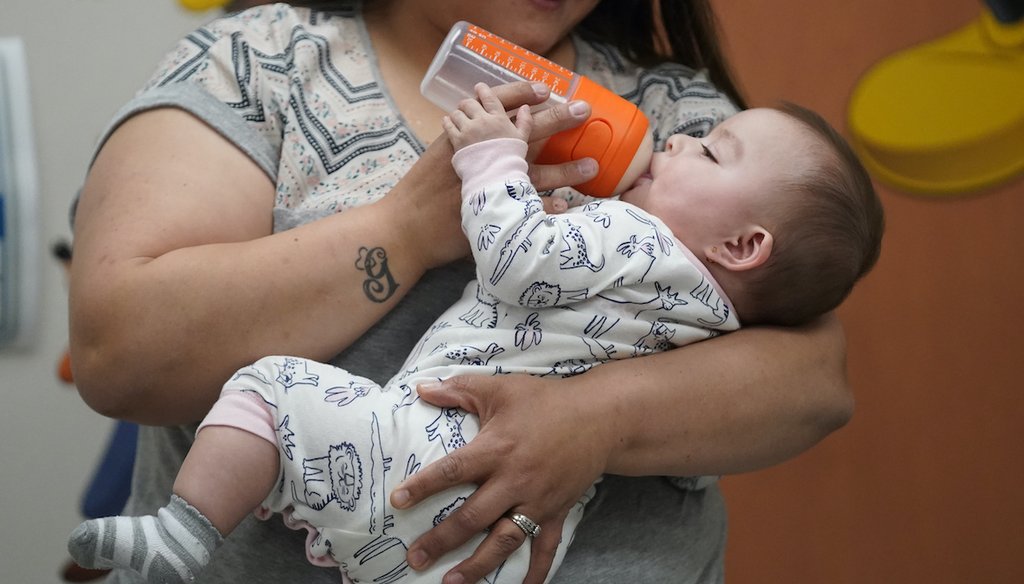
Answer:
[{"left": 69, "top": 83, "right": 883, "bottom": 584}]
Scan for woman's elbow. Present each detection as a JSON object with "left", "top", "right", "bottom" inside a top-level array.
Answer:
[
  {"left": 69, "top": 336, "right": 141, "bottom": 420},
  {"left": 821, "top": 382, "right": 855, "bottom": 434},
  {"left": 70, "top": 318, "right": 215, "bottom": 425},
  {"left": 809, "top": 312, "right": 855, "bottom": 434},
  {"left": 68, "top": 299, "right": 150, "bottom": 420},
  {"left": 807, "top": 349, "right": 855, "bottom": 439}
]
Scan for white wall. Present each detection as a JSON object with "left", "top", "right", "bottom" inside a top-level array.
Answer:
[{"left": 0, "top": 2, "right": 210, "bottom": 582}]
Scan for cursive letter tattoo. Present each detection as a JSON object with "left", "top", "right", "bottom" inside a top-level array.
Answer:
[{"left": 356, "top": 246, "right": 399, "bottom": 303}]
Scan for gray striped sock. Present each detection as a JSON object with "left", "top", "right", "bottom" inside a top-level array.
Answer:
[{"left": 67, "top": 494, "right": 223, "bottom": 583}]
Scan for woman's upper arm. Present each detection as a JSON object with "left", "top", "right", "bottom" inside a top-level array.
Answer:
[
  {"left": 72, "top": 8, "right": 285, "bottom": 263},
  {"left": 73, "top": 108, "right": 275, "bottom": 260},
  {"left": 69, "top": 107, "right": 276, "bottom": 420}
]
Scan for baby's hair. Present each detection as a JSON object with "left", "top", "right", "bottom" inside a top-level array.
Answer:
[{"left": 742, "top": 103, "right": 884, "bottom": 326}]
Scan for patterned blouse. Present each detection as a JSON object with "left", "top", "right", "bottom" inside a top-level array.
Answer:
[{"left": 98, "top": 3, "right": 738, "bottom": 233}]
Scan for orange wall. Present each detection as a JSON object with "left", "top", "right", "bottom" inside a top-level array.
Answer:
[{"left": 712, "top": 1, "right": 1024, "bottom": 582}]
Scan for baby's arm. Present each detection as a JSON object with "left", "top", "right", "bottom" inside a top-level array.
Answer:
[{"left": 446, "top": 83, "right": 680, "bottom": 308}]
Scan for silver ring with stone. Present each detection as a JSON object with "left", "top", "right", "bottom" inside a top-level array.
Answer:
[{"left": 506, "top": 512, "right": 541, "bottom": 538}]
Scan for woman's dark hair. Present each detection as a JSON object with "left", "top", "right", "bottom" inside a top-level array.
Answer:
[
  {"left": 576, "top": 1, "right": 747, "bottom": 109},
  {"left": 286, "top": 1, "right": 747, "bottom": 109}
]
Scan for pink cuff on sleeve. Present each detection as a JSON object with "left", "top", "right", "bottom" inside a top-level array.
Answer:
[
  {"left": 197, "top": 390, "right": 277, "bottom": 445},
  {"left": 452, "top": 138, "right": 530, "bottom": 196}
]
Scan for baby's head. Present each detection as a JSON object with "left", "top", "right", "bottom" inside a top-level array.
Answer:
[{"left": 619, "top": 104, "right": 884, "bottom": 326}]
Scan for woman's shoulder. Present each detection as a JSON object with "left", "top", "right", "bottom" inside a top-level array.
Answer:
[
  {"left": 199, "top": 2, "right": 362, "bottom": 54},
  {"left": 155, "top": 3, "right": 371, "bottom": 94}
]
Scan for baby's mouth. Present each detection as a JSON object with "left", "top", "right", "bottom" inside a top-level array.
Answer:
[{"left": 631, "top": 172, "right": 653, "bottom": 188}]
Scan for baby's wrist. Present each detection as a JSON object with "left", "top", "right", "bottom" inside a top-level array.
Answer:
[{"left": 451, "top": 138, "right": 530, "bottom": 193}]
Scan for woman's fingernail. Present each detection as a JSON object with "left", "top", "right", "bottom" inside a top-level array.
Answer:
[
  {"left": 391, "top": 489, "right": 410, "bottom": 508},
  {"left": 578, "top": 158, "right": 598, "bottom": 175},
  {"left": 409, "top": 549, "right": 430, "bottom": 569},
  {"left": 444, "top": 572, "right": 465, "bottom": 584},
  {"left": 552, "top": 198, "right": 568, "bottom": 212},
  {"left": 569, "top": 100, "right": 589, "bottom": 117},
  {"left": 532, "top": 83, "right": 550, "bottom": 98},
  {"left": 417, "top": 381, "right": 442, "bottom": 393}
]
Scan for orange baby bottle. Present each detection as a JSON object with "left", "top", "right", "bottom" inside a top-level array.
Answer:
[{"left": 421, "top": 21, "right": 651, "bottom": 198}]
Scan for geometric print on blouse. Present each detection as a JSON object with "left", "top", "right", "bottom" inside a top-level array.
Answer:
[{"left": 135, "top": 4, "right": 738, "bottom": 228}]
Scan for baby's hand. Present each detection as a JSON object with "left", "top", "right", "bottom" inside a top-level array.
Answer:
[{"left": 443, "top": 83, "right": 533, "bottom": 151}]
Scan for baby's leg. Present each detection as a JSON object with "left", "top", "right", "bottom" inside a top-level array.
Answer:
[
  {"left": 68, "top": 391, "right": 279, "bottom": 582},
  {"left": 174, "top": 425, "right": 279, "bottom": 534}
]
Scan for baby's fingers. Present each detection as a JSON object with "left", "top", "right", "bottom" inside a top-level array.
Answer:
[{"left": 513, "top": 104, "right": 533, "bottom": 141}]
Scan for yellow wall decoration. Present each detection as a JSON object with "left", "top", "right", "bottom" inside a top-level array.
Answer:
[
  {"left": 178, "top": 0, "right": 230, "bottom": 12},
  {"left": 847, "top": 8, "right": 1023, "bottom": 196}
]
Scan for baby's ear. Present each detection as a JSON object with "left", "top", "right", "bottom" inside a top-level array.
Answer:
[{"left": 705, "top": 226, "right": 773, "bottom": 272}]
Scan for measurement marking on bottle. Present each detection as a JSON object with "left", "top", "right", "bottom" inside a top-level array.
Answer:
[{"left": 463, "top": 25, "right": 573, "bottom": 97}]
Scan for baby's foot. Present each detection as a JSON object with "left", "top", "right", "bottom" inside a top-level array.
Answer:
[{"left": 68, "top": 494, "right": 222, "bottom": 583}]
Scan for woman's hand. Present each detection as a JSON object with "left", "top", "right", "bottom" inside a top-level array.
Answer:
[{"left": 391, "top": 374, "right": 610, "bottom": 584}]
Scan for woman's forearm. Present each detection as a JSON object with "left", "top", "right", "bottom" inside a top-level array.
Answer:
[
  {"left": 580, "top": 312, "right": 853, "bottom": 477},
  {"left": 72, "top": 208, "right": 425, "bottom": 424},
  {"left": 69, "top": 110, "right": 446, "bottom": 424}
]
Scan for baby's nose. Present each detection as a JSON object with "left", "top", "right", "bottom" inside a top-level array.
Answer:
[{"left": 664, "top": 134, "right": 689, "bottom": 154}]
